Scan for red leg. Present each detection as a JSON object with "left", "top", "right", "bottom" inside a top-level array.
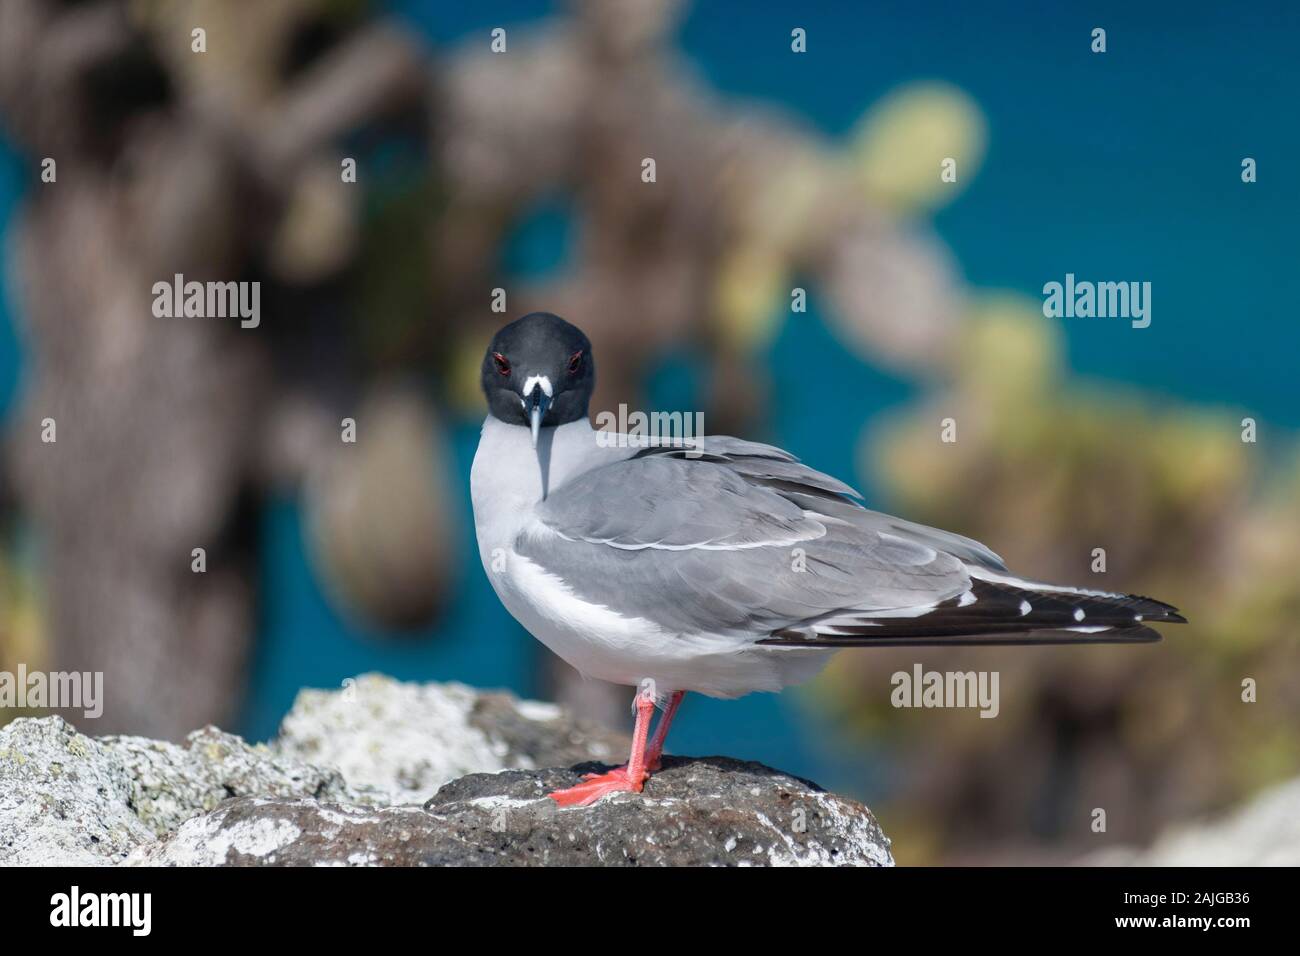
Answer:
[
  {"left": 548, "top": 686, "right": 657, "bottom": 808},
  {"left": 645, "top": 691, "right": 684, "bottom": 772},
  {"left": 579, "top": 688, "right": 683, "bottom": 778}
]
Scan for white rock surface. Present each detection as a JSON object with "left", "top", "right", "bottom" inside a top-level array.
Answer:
[
  {"left": 273, "top": 675, "right": 519, "bottom": 803},
  {"left": 0, "top": 674, "right": 621, "bottom": 865},
  {"left": 0, "top": 716, "right": 156, "bottom": 865}
]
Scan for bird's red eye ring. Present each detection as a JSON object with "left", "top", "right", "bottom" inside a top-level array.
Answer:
[
  {"left": 492, "top": 352, "right": 511, "bottom": 376},
  {"left": 567, "top": 350, "right": 583, "bottom": 375}
]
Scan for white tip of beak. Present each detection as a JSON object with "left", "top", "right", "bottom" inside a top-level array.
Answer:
[{"left": 530, "top": 403, "right": 542, "bottom": 448}]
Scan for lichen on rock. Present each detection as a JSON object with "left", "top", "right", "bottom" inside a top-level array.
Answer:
[
  {"left": 270, "top": 674, "right": 626, "bottom": 804},
  {"left": 1, "top": 676, "right": 893, "bottom": 867}
]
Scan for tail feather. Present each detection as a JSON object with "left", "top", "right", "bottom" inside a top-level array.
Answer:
[{"left": 759, "top": 579, "right": 1185, "bottom": 648}]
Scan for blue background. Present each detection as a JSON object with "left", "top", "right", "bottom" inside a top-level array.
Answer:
[{"left": 2, "top": 1, "right": 1295, "bottom": 795}]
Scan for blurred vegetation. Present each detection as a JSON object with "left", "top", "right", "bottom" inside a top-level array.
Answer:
[
  {"left": 809, "top": 294, "right": 1300, "bottom": 863},
  {"left": 0, "top": 0, "right": 1294, "bottom": 865}
]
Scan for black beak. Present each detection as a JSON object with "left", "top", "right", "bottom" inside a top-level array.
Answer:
[{"left": 525, "top": 384, "right": 551, "bottom": 448}]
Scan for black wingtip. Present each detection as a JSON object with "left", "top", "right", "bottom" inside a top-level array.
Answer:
[
  {"left": 1131, "top": 594, "right": 1187, "bottom": 624},
  {"left": 759, "top": 623, "right": 1166, "bottom": 648}
]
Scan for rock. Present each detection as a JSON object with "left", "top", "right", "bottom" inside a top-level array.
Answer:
[
  {"left": 1, "top": 675, "right": 893, "bottom": 867},
  {"left": 272, "top": 674, "right": 627, "bottom": 803},
  {"left": 0, "top": 717, "right": 361, "bottom": 865},
  {"left": 110, "top": 726, "right": 365, "bottom": 836},
  {"left": 128, "top": 757, "right": 893, "bottom": 867},
  {"left": 0, "top": 717, "right": 156, "bottom": 866}
]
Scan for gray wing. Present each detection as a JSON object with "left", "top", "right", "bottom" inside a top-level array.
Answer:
[
  {"left": 517, "top": 438, "right": 1183, "bottom": 643},
  {"left": 517, "top": 440, "right": 974, "bottom": 637},
  {"left": 622, "top": 437, "right": 1010, "bottom": 571}
]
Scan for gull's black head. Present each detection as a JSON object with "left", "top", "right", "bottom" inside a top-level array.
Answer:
[{"left": 481, "top": 312, "right": 594, "bottom": 444}]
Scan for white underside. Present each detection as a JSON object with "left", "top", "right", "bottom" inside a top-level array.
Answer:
[{"left": 498, "top": 548, "right": 832, "bottom": 697}]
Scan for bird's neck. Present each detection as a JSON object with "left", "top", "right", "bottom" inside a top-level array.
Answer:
[{"left": 472, "top": 415, "right": 615, "bottom": 508}]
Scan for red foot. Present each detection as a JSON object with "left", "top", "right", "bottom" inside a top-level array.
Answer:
[{"left": 548, "top": 766, "right": 646, "bottom": 808}]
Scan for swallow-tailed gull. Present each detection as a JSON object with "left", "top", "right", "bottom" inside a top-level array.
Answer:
[{"left": 470, "top": 313, "right": 1185, "bottom": 807}]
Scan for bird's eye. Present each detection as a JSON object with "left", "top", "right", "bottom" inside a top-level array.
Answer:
[
  {"left": 567, "top": 350, "right": 583, "bottom": 375},
  {"left": 492, "top": 352, "right": 511, "bottom": 376}
]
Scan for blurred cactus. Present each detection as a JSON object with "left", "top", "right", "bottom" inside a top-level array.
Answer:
[
  {"left": 303, "top": 386, "right": 459, "bottom": 632},
  {"left": 852, "top": 82, "right": 986, "bottom": 214},
  {"left": 0, "top": 0, "right": 429, "bottom": 735},
  {"left": 0, "top": 544, "right": 46, "bottom": 720},
  {"left": 817, "top": 293, "right": 1300, "bottom": 863}
]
